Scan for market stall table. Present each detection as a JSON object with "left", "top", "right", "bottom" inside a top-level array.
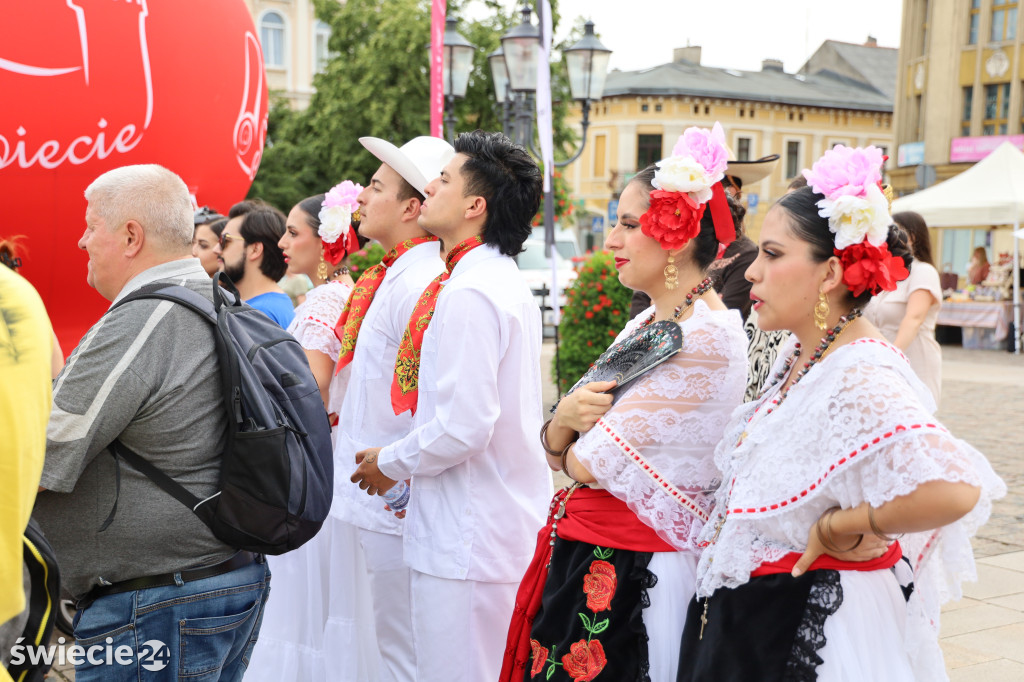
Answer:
[{"left": 936, "top": 300, "right": 1014, "bottom": 349}]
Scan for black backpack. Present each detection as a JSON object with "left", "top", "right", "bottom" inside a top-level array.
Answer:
[
  {"left": 110, "top": 273, "right": 334, "bottom": 555},
  {"left": 4, "top": 519, "right": 61, "bottom": 682}
]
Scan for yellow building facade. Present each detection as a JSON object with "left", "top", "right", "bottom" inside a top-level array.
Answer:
[
  {"left": 244, "top": 0, "right": 333, "bottom": 109},
  {"left": 562, "top": 46, "right": 896, "bottom": 245},
  {"left": 893, "top": 0, "right": 1023, "bottom": 273}
]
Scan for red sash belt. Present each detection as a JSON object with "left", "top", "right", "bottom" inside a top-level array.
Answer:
[
  {"left": 751, "top": 540, "right": 903, "bottom": 577},
  {"left": 500, "top": 487, "right": 676, "bottom": 682}
]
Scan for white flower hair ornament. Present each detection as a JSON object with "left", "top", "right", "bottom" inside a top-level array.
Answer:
[
  {"left": 641, "top": 122, "right": 736, "bottom": 252},
  {"left": 318, "top": 180, "right": 363, "bottom": 265},
  {"left": 801, "top": 146, "right": 908, "bottom": 297}
]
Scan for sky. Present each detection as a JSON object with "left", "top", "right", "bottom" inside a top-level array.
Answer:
[{"left": 525, "top": 0, "right": 904, "bottom": 74}]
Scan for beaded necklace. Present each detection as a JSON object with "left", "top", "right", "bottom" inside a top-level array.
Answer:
[
  {"left": 737, "top": 310, "right": 862, "bottom": 447},
  {"left": 642, "top": 277, "right": 714, "bottom": 327}
]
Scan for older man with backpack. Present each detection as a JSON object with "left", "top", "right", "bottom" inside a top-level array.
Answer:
[{"left": 34, "top": 164, "right": 332, "bottom": 681}]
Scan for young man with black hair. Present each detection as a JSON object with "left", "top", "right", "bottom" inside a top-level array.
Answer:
[
  {"left": 351, "top": 130, "right": 552, "bottom": 680},
  {"left": 214, "top": 203, "right": 294, "bottom": 328}
]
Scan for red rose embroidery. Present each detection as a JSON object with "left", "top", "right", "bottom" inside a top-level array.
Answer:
[
  {"left": 561, "top": 639, "right": 607, "bottom": 681},
  {"left": 835, "top": 242, "right": 909, "bottom": 297},
  {"left": 639, "top": 189, "right": 705, "bottom": 250},
  {"left": 583, "top": 560, "right": 617, "bottom": 612},
  {"left": 529, "top": 639, "right": 548, "bottom": 678}
]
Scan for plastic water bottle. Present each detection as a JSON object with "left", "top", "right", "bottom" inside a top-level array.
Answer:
[{"left": 383, "top": 480, "right": 410, "bottom": 512}]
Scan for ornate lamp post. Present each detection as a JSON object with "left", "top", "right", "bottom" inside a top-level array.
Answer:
[
  {"left": 495, "top": 6, "right": 611, "bottom": 165},
  {"left": 442, "top": 16, "right": 475, "bottom": 144}
]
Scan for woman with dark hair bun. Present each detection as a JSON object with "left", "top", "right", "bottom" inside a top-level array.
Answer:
[
  {"left": 502, "top": 124, "right": 748, "bottom": 682},
  {"left": 865, "top": 211, "right": 943, "bottom": 405},
  {"left": 677, "top": 146, "right": 1004, "bottom": 681}
]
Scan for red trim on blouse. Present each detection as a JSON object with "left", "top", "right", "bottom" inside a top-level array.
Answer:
[{"left": 597, "top": 418, "right": 710, "bottom": 523}]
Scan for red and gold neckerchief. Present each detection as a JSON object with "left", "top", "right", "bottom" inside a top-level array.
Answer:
[
  {"left": 333, "top": 236, "right": 438, "bottom": 374},
  {"left": 390, "top": 235, "right": 484, "bottom": 415}
]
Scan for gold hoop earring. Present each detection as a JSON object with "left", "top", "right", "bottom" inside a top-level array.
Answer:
[
  {"left": 813, "top": 290, "right": 830, "bottom": 331},
  {"left": 664, "top": 252, "right": 679, "bottom": 290},
  {"left": 318, "top": 252, "right": 330, "bottom": 282}
]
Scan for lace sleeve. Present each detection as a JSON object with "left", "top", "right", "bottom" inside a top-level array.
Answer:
[
  {"left": 574, "top": 306, "right": 747, "bottom": 551},
  {"left": 287, "top": 282, "right": 352, "bottom": 358}
]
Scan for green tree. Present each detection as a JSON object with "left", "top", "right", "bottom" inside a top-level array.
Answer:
[{"left": 249, "top": 0, "right": 586, "bottom": 213}]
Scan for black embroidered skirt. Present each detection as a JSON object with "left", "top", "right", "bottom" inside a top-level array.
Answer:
[
  {"left": 526, "top": 538, "right": 657, "bottom": 682},
  {"left": 676, "top": 570, "right": 843, "bottom": 682}
]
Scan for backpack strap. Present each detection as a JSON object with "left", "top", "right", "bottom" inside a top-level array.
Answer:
[
  {"left": 111, "top": 441, "right": 217, "bottom": 525},
  {"left": 102, "top": 279, "right": 240, "bottom": 531}
]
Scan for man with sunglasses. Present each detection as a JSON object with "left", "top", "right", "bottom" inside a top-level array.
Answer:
[{"left": 214, "top": 201, "right": 294, "bottom": 328}]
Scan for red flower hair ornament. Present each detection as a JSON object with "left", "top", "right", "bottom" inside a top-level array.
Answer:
[
  {"left": 639, "top": 122, "right": 734, "bottom": 252},
  {"left": 803, "top": 146, "right": 908, "bottom": 296}
]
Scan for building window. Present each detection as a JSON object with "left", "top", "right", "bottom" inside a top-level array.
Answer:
[
  {"left": 983, "top": 83, "right": 1010, "bottom": 134},
  {"left": 785, "top": 140, "right": 801, "bottom": 179},
  {"left": 962, "top": 86, "right": 973, "bottom": 136},
  {"left": 637, "top": 134, "right": 663, "bottom": 170},
  {"left": 260, "top": 12, "right": 286, "bottom": 68},
  {"left": 736, "top": 137, "right": 751, "bottom": 161},
  {"left": 655, "top": 103, "right": 663, "bottom": 112},
  {"left": 314, "top": 21, "right": 332, "bottom": 74},
  {"left": 693, "top": 104, "right": 700, "bottom": 115},
  {"left": 969, "top": 0, "right": 981, "bottom": 44},
  {"left": 593, "top": 135, "right": 606, "bottom": 177},
  {"left": 915, "top": 94, "right": 924, "bottom": 141},
  {"left": 991, "top": 1, "right": 1018, "bottom": 42},
  {"left": 641, "top": 103, "right": 649, "bottom": 113}
]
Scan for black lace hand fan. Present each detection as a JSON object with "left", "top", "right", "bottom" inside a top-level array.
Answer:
[{"left": 554, "top": 320, "right": 683, "bottom": 412}]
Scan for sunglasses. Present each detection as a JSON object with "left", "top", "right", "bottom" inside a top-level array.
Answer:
[{"left": 219, "top": 232, "right": 240, "bottom": 248}]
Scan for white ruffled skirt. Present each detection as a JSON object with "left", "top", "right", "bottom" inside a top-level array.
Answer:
[{"left": 245, "top": 517, "right": 381, "bottom": 682}]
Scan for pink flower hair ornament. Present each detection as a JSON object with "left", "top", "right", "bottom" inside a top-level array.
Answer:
[
  {"left": 641, "top": 122, "right": 732, "bottom": 251},
  {"left": 802, "top": 145, "right": 907, "bottom": 296},
  {"left": 319, "top": 180, "right": 363, "bottom": 265}
]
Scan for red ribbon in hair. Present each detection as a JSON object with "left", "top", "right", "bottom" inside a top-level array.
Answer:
[
  {"left": 322, "top": 225, "right": 360, "bottom": 265},
  {"left": 708, "top": 182, "right": 735, "bottom": 259}
]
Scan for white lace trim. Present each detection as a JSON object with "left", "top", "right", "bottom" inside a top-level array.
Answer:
[
  {"left": 574, "top": 301, "right": 747, "bottom": 552},
  {"left": 286, "top": 280, "right": 352, "bottom": 357},
  {"left": 693, "top": 337, "right": 1006, "bottom": 677}
]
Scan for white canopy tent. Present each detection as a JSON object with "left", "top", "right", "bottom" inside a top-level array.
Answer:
[{"left": 891, "top": 141, "right": 1024, "bottom": 353}]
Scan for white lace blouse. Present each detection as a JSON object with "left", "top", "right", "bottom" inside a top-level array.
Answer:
[
  {"left": 573, "top": 300, "right": 748, "bottom": 552},
  {"left": 286, "top": 280, "right": 353, "bottom": 416},
  {"left": 694, "top": 336, "right": 1005, "bottom": 673}
]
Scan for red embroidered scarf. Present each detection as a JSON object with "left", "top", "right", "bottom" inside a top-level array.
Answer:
[
  {"left": 390, "top": 235, "right": 483, "bottom": 415},
  {"left": 333, "top": 236, "right": 437, "bottom": 374},
  {"left": 499, "top": 487, "right": 675, "bottom": 682}
]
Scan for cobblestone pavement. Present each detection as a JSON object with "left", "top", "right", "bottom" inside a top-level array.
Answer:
[{"left": 43, "top": 344, "right": 1024, "bottom": 680}]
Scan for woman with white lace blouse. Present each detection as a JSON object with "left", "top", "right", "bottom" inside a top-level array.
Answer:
[
  {"left": 501, "top": 125, "right": 748, "bottom": 682},
  {"left": 677, "top": 147, "right": 1005, "bottom": 681},
  {"left": 247, "top": 184, "right": 372, "bottom": 681}
]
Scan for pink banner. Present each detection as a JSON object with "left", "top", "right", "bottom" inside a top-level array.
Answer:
[
  {"left": 430, "top": 0, "right": 445, "bottom": 138},
  {"left": 950, "top": 134, "right": 1024, "bottom": 162}
]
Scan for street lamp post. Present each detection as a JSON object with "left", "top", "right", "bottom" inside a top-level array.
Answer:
[
  {"left": 494, "top": 6, "right": 611, "bottom": 166},
  {"left": 492, "top": 4, "right": 612, "bottom": 393},
  {"left": 442, "top": 16, "right": 475, "bottom": 144}
]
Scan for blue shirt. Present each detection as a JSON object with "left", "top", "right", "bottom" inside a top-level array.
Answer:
[{"left": 246, "top": 292, "right": 295, "bottom": 329}]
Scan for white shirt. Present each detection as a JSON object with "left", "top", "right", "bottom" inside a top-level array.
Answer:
[
  {"left": 333, "top": 242, "right": 444, "bottom": 535},
  {"left": 377, "top": 244, "right": 552, "bottom": 583}
]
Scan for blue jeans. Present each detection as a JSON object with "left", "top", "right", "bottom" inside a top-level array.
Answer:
[{"left": 72, "top": 558, "right": 271, "bottom": 681}]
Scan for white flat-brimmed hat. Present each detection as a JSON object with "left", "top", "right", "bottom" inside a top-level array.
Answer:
[
  {"left": 358, "top": 136, "right": 456, "bottom": 195},
  {"left": 724, "top": 154, "right": 781, "bottom": 188}
]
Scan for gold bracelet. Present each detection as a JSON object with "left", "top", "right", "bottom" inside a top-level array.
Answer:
[
  {"left": 560, "top": 442, "right": 580, "bottom": 483},
  {"left": 867, "top": 505, "right": 899, "bottom": 541},
  {"left": 816, "top": 506, "right": 863, "bottom": 553}
]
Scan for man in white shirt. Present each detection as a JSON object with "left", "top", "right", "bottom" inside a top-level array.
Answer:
[
  {"left": 351, "top": 131, "right": 552, "bottom": 681},
  {"left": 331, "top": 136, "right": 453, "bottom": 681}
]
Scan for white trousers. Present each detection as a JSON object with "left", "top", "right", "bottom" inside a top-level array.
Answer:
[
  {"left": 409, "top": 570, "right": 519, "bottom": 682},
  {"left": 358, "top": 528, "right": 415, "bottom": 682}
]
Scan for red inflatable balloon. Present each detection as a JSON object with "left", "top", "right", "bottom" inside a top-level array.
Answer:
[{"left": 1, "top": 0, "right": 268, "bottom": 350}]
